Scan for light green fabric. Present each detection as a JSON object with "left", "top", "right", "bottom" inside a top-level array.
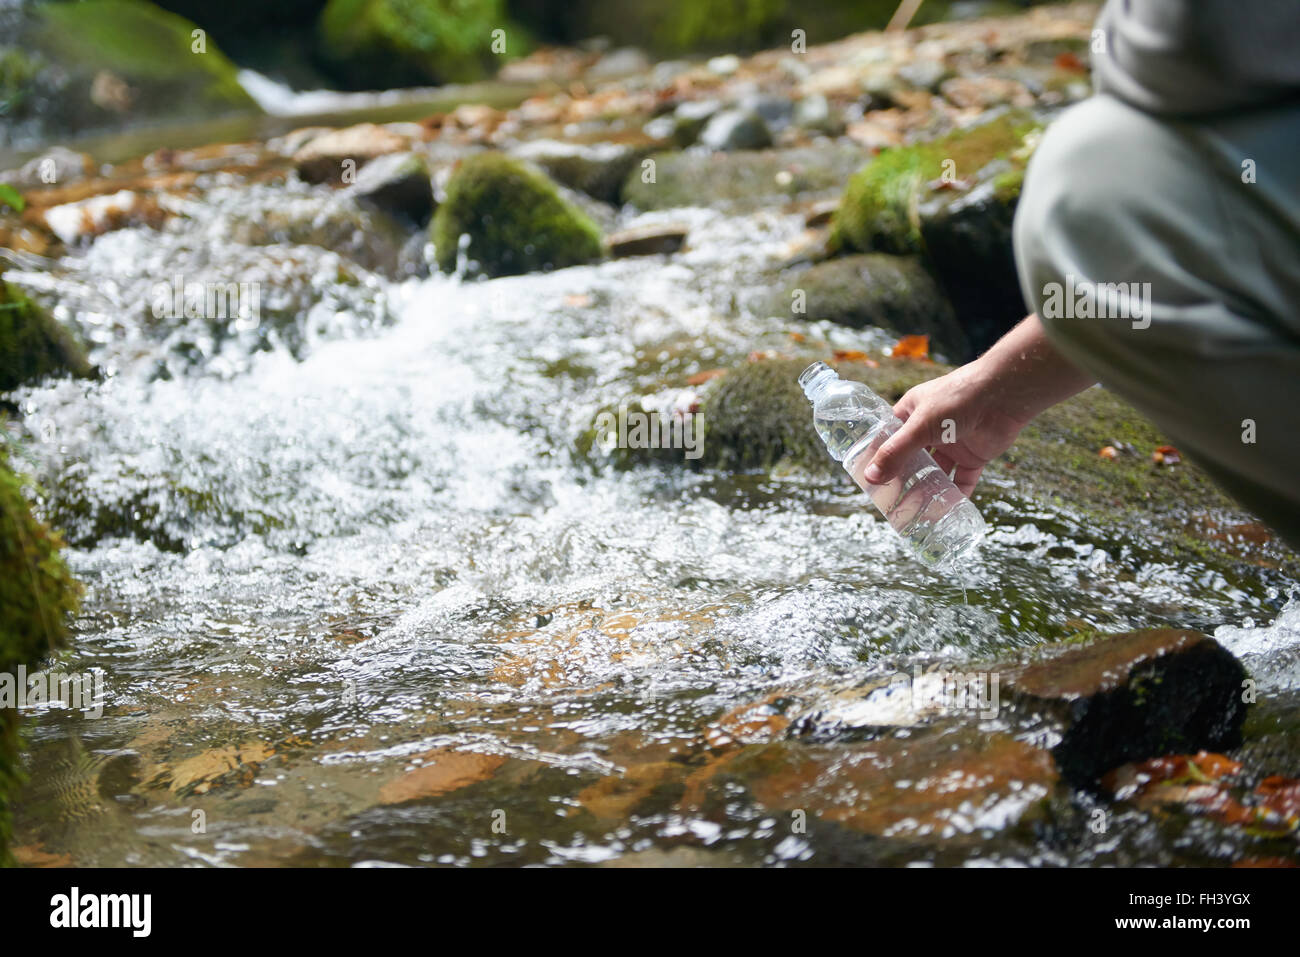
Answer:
[{"left": 1014, "top": 93, "right": 1300, "bottom": 547}]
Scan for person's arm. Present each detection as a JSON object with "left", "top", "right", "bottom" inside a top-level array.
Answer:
[{"left": 863, "top": 313, "right": 1096, "bottom": 495}]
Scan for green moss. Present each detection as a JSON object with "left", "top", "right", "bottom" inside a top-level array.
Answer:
[
  {"left": 0, "top": 48, "right": 43, "bottom": 119},
  {"left": 432, "top": 152, "right": 603, "bottom": 278},
  {"left": 0, "top": 444, "right": 82, "bottom": 866},
  {"left": 0, "top": 278, "right": 93, "bottom": 394},
  {"left": 318, "top": 0, "right": 515, "bottom": 88},
  {"left": 830, "top": 112, "right": 1041, "bottom": 256}
]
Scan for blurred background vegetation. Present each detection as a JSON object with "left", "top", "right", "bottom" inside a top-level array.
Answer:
[{"left": 0, "top": 0, "right": 1053, "bottom": 148}]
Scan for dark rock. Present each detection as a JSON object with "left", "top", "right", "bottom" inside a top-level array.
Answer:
[
  {"left": 770, "top": 254, "right": 968, "bottom": 359},
  {"left": 668, "top": 98, "right": 722, "bottom": 146},
  {"left": 0, "top": 274, "right": 94, "bottom": 392},
  {"left": 346, "top": 151, "right": 434, "bottom": 227},
  {"left": 606, "top": 223, "right": 688, "bottom": 258},
  {"left": 792, "top": 93, "right": 843, "bottom": 135},
  {"left": 511, "top": 139, "right": 649, "bottom": 205},
  {"left": 698, "top": 108, "right": 773, "bottom": 151},
  {"left": 1002, "top": 629, "right": 1250, "bottom": 787}
]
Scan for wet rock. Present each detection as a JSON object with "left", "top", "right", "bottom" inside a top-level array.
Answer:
[
  {"left": 698, "top": 108, "right": 773, "bottom": 151},
  {"left": 606, "top": 223, "right": 688, "bottom": 258},
  {"left": 0, "top": 443, "right": 81, "bottom": 865},
  {"left": 345, "top": 151, "right": 434, "bottom": 227},
  {"left": 585, "top": 47, "right": 652, "bottom": 82},
  {"left": 896, "top": 58, "right": 953, "bottom": 93},
  {"left": 668, "top": 98, "right": 722, "bottom": 147},
  {"left": 621, "top": 145, "right": 865, "bottom": 212},
  {"left": 511, "top": 139, "right": 649, "bottom": 205},
  {"left": 38, "top": 189, "right": 168, "bottom": 245},
  {"left": 1002, "top": 629, "right": 1250, "bottom": 786},
  {"left": 0, "top": 274, "right": 94, "bottom": 392},
  {"left": 293, "top": 123, "right": 410, "bottom": 186},
  {"left": 695, "top": 727, "right": 1061, "bottom": 843},
  {"left": 831, "top": 111, "right": 1042, "bottom": 353},
  {"left": 0, "top": 147, "right": 94, "bottom": 190},
  {"left": 431, "top": 152, "right": 603, "bottom": 278},
  {"left": 739, "top": 93, "right": 795, "bottom": 132},
  {"left": 792, "top": 93, "right": 844, "bottom": 136},
  {"left": 768, "top": 254, "right": 967, "bottom": 360}
]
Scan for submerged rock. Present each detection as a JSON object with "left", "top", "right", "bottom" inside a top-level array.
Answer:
[
  {"left": 0, "top": 275, "right": 94, "bottom": 393},
  {"left": 769, "top": 254, "right": 967, "bottom": 359},
  {"left": 431, "top": 153, "right": 603, "bottom": 278}
]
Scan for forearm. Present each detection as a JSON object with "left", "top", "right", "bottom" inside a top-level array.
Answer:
[{"left": 967, "top": 313, "right": 1095, "bottom": 426}]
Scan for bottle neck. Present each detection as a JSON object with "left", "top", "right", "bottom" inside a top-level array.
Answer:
[{"left": 799, "top": 362, "right": 838, "bottom": 402}]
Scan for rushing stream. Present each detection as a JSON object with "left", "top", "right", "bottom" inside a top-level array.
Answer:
[{"left": 5, "top": 174, "right": 1296, "bottom": 867}]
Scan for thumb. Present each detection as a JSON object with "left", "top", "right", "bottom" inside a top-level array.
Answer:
[{"left": 863, "top": 414, "right": 935, "bottom": 485}]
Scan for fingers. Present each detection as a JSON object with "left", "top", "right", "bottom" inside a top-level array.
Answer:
[
  {"left": 864, "top": 414, "right": 934, "bottom": 485},
  {"left": 953, "top": 465, "right": 984, "bottom": 498}
]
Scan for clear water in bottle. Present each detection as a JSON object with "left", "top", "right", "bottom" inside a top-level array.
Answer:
[{"left": 799, "top": 361, "right": 986, "bottom": 568}]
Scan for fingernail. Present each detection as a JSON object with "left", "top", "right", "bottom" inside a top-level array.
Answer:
[{"left": 864, "top": 464, "right": 883, "bottom": 483}]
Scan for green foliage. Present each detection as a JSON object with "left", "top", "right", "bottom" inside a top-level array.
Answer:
[
  {"left": 0, "top": 443, "right": 81, "bottom": 865},
  {"left": 0, "top": 278, "right": 93, "bottom": 394},
  {"left": 0, "top": 184, "right": 24, "bottom": 214},
  {"left": 0, "top": 48, "right": 43, "bottom": 118},
  {"left": 830, "top": 113, "right": 1041, "bottom": 256},
  {"left": 318, "top": 0, "right": 514, "bottom": 88},
  {"left": 432, "top": 152, "right": 602, "bottom": 278}
]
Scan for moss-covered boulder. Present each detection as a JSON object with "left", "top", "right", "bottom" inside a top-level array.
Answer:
[
  {"left": 831, "top": 112, "right": 1042, "bottom": 354},
  {"left": 316, "top": 0, "right": 514, "bottom": 90},
  {"left": 1, "top": 0, "right": 260, "bottom": 148},
  {"left": 768, "top": 254, "right": 968, "bottom": 360},
  {"left": 621, "top": 145, "right": 865, "bottom": 213},
  {"left": 0, "top": 276, "right": 93, "bottom": 394},
  {"left": 0, "top": 445, "right": 82, "bottom": 865},
  {"left": 432, "top": 153, "right": 603, "bottom": 277},
  {"left": 592, "top": 355, "right": 1300, "bottom": 575}
]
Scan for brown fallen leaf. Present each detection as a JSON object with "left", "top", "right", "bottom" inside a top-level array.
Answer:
[
  {"left": 12, "top": 844, "right": 74, "bottom": 868},
  {"left": 686, "top": 368, "right": 726, "bottom": 386},
  {"left": 889, "top": 334, "right": 930, "bottom": 361},
  {"left": 1098, "top": 445, "right": 1118, "bottom": 460},
  {"left": 831, "top": 348, "right": 879, "bottom": 367},
  {"left": 1152, "top": 444, "right": 1182, "bottom": 466},
  {"left": 1054, "top": 51, "right": 1088, "bottom": 74}
]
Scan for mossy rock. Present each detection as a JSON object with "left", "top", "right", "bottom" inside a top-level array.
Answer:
[
  {"left": 622, "top": 145, "right": 865, "bottom": 213},
  {"left": 2, "top": 0, "right": 260, "bottom": 147},
  {"left": 0, "top": 277, "right": 93, "bottom": 394},
  {"left": 0, "top": 445, "right": 82, "bottom": 866},
  {"left": 316, "top": 0, "right": 515, "bottom": 90},
  {"left": 768, "top": 254, "right": 968, "bottom": 360},
  {"left": 432, "top": 152, "right": 603, "bottom": 277},
  {"left": 592, "top": 355, "right": 1299, "bottom": 574},
  {"left": 831, "top": 112, "right": 1042, "bottom": 353}
]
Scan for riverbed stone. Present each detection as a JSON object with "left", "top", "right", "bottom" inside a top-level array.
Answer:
[
  {"left": 698, "top": 108, "right": 774, "bottom": 151},
  {"left": 606, "top": 223, "right": 688, "bottom": 258},
  {"left": 432, "top": 153, "right": 603, "bottom": 277},
  {"left": 768, "top": 254, "right": 967, "bottom": 359},
  {"left": 0, "top": 275, "right": 94, "bottom": 393},
  {"left": 0, "top": 445, "right": 81, "bottom": 865},
  {"left": 831, "top": 111, "right": 1042, "bottom": 353},
  {"left": 621, "top": 145, "right": 866, "bottom": 212},
  {"left": 345, "top": 151, "right": 434, "bottom": 226},
  {"left": 510, "top": 139, "right": 649, "bottom": 205},
  {"left": 1001, "top": 629, "right": 1250, "bottom": 786},
  {"left": 293, "top": 123, "right": 410, "bottom": 185}
]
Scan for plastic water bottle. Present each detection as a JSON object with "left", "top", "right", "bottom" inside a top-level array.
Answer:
[{"left": 799, "top": 361, "right": 986, "bottom": 568}]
